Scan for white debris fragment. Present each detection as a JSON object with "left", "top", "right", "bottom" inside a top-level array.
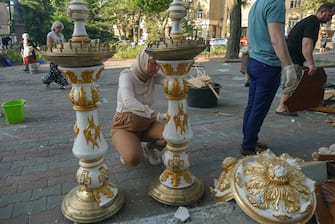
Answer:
[{"left": 174, "top": 206, "right": 190, "bottom": 222}]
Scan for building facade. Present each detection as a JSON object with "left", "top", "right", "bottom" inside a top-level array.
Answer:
[{"left": 188, "top": 0, "right": 334, "bottom": 45}]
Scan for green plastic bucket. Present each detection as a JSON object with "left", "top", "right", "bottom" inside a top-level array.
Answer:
[{"left": 1, "top": 99, "right": 25, "bottom": 124}]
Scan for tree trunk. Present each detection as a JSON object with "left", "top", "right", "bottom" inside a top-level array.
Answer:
[{"left": 225, "top": 0, "right": 241, "bottom": 60}]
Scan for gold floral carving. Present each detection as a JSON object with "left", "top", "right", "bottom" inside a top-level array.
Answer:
[
  {"left": 160, "top": 62, "right": 192, "bottom": 76},
  {"left": 214, "top": 157, "right": 238, "bottom": 192},
  {"left": 77, "top": 86, "right": 89, "bottom": 106},
  {"left": 183, "top": 79, "right": 189, "bottom": 93},
  {"left": 69, "top": 87, "right": 75, "bottom": 104},
  {"left": 161, "top": 168, "right": 193, "bottom": 187},
  {"left": 174, "top": 103, "right": 188, "bottom": 134},
  {"left": 83, "top": 116, "right": 101, "bottom": 150},
  {"left": 93, "top": 182, "right": 116, "bottom": 205},
  {"left": 170, "top": 78, "right": 186, "bottom": 100},
  {"left": 95, "top": 67, "right": 104, "bottom": 81},
  {"left": 62, "top": 68, "right": 104, "bottom": 84},
  {"left": 160, "top": 155, "right": 193, "bottom": 187},
  {"left": 63, "top": 70, "right": 78, "bottom": 83},
  {"left": 98, "top": 166, "right": 110, "bottom": 183},
  {"left": 90, "top": 85, "right": 100, "bottom": 104},
  {"left": 81, "top": 70, "right": 94, "bottom": 83},
  {"left": 243, "top": 156, "right": 311, "bottom": 213},
  {"left": 77, "top": 170, "right": 92, "bottom": 187},
  {"left": 163, "top": 79, "right": 169, "bottom": 94},
  {"left": 74, "top": 123, "right": 79, "bottom": 139}
]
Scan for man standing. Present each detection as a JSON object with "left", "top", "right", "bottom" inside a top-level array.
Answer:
[
  {"left": 240, "top": 0, "right": 296, "bottom": 156},
  {"left": 275, "top": 2, "right": 335, "bottom": 116}
]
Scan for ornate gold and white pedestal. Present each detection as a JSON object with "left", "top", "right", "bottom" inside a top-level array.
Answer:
[
  {"left": 41, "top": 0, "right": 124, "bottom": 222},
  {"left": 60, "top": 65, "right": 124, "bottom": 223},
  {"left": 148, "top": 60, "right": 204, "bottom": 205},
  {"left": 146, "top": 0, "right": 206, "bottom": 205}
]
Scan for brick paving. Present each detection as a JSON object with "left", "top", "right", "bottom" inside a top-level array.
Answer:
[{"left": 0, "top": 52, "right": 334, "bottom": 223}]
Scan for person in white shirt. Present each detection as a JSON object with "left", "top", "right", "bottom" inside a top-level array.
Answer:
[
  {"left": 42, "top": 21, "right": 68, "bottom": 88},
  {"left": 20, "top": 33, "right": 37, "bottom": 72},
  {"left": 47, "top": 20, "right": 64, "bottom": 47},
  {"left": 111, "top": 50, "right": 166, "bottom": 166}
]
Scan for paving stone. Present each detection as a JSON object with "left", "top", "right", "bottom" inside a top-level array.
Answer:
[
  {"left": 31, "top": 184, "right": 62, "bottom": 200},
  {"left": 12, "top": 197, "right": 47, "bottom": 217},
  {"left": 0, "top": 204, "right": 14, "bottom": 219},
  {"left": 0, "top": 190, "right": 32, "bottom": 207}
]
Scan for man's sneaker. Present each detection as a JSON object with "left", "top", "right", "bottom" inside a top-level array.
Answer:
[{"left": 143, "top": 143, "right": 161, "bottom": 166}]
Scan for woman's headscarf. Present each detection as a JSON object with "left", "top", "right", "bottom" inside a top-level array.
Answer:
[{"left": 130, "top": 50, "right": 153, "bottom": 81}]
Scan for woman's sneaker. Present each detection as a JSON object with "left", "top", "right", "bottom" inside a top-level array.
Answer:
[{"left": 143, "top": 143, "right": 162, "bottom": 166}]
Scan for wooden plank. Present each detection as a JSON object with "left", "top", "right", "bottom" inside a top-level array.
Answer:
[{"left": 284, "top": 68, "right": 327, "bottom": 113}]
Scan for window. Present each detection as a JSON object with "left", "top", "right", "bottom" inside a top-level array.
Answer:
[
  {"left": 197, "top": 9, "right": 203, "bottom": 19},
  {"left": 290, "top": 0, "right": 301, "bottom": 9},
  {"left": 288, "top": 18, "right": 298, "bottom": 28}
]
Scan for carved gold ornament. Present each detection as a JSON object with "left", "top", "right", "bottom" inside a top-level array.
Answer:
[
  {"left": 210, "top": 157, "right": 238, "bottom": 202},
  {"left": 63, "top": 68, "right": 104, "bottom": 84},
  {"left": 160, "top": 63, "right": 192, "bottom": 76},
  {"left": 73, "top": 122, "right": 79, "bottom": 139},
  {"left": 64, "top": 70, "right": 78, "bottom": 83},
  {"left": 231, "top": 150, "right": 316, "bottom": 224},
  {"left": 161, "top": 168, "right": 193, "bottom": 187},
  {"left": 98, "top": 166, "right": 110, "bottom": 183},
  {"left": 92, "top": 182, "right": 116, "bottom": 206},
  {"left": 83, "top": 116, "right": 101, "bottom": 150},
  {"left": 174, "top": 103, "right": 188, "bottom": 135},
  {"left": 77, "top": 170, "right": 92, "bottom": 187}
]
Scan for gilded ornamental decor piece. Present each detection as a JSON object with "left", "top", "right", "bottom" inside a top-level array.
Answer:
[
  {"left": 40, "top": 0, "right": 123, "bottom": 222},
  {"left": 146, "top": 0, "right": 206, "bottom": 206},
  {"left": 211, "top": 150, "right": 316, "bottom": 224}
]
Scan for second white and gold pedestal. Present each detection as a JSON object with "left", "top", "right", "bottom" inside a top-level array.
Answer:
[{"left": 148, "top": 60, "right": 204, "bottom": 205}]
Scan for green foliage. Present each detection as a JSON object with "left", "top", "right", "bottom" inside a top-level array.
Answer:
[
  {"left": 18, "top": 0, "right": 54, "bottom": 44},
  {"left": 4, "top": 48, "right": 22, "bottom": 64},
  {"left": 209, "top": 46, "right": 226, "bottom": 56},
  {"left": 113, "top": 44, "right": 145, "bottom": 59},
  {"left": 300, "top": 0, "right": 329, "bottom": 14},
  {"left": 135, "top": 0, "right": 172, "bottom": 15},
  {"left": 182, "top": 18, "right": 196, "bottom": 38},
  {"left": 145, "top": 21, "right": 163, "bottom": 43}
]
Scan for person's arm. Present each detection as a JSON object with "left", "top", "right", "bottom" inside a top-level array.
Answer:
[
  {"left": 153, "top": 72, "right": 166, "bottom": 85},
  {"left": 302, "top": 37, "right": 316, "bottom": 74},
  {"left": 119, "top": 74, "right": 155, "bottom": 118},
  {"left": 268, "top": 22, "right": 297, "bottom": 86},
  {"left": 268, "top": 23, "right": 293, "bottom": 66}
]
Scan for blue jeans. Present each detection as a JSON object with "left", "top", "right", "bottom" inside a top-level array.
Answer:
[{"left": 241, "top": 58, "right": 281, "bottom": 151}]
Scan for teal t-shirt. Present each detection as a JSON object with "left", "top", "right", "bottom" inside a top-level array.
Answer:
[{"left": 248, "top": 0, "right": 286, "bottom": 67}]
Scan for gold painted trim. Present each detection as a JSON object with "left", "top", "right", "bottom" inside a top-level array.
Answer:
[
  {"left": 92, "top": 182, "right": 116, "bottom": 205},
  {"left": 160, "top": 62, "right": 192, "bottom": 76},
  {"left": 83, "top": 116, "right": 101, "bottom": 150},
  {"left": 73, "top": 105, "right": 98, "bottom": 111},
  {"left": 80, "top": 156, "right": 103, "bottom": 164},
  {"left": 167, "top": 142, "right": 188, "bottom": 148},
  {"left": 174, "top": 104, "right": 188, "bottom": 135},
  {"left": 74, "top": 123, "right": 79, "bottom": 139},
  {"left": 160, "top": 168, "right": 193, "bottom": 187}
]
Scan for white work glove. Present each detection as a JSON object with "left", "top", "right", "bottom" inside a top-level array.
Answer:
[
  {"left": 156, "top": 112, "right": 167, "bottom": 121},
  {"left": 284, "top": 64, "right": 298, "bottom": 87}
]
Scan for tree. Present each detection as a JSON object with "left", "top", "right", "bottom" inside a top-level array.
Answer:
[
  {"left": 300, "top": 0, "right": 329, "bottom": 14},
  {"left": 18, "top": 0, "right": 54, "bottom": 44},
  {"left": 225, "top": 0, "right": 242, "bottom": 60}
]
